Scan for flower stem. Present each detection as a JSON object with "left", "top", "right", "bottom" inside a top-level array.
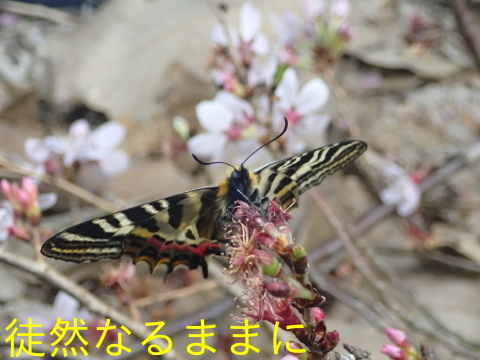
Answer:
[{"left": 30, "top": 225, "right": 44, "bottom": 263}]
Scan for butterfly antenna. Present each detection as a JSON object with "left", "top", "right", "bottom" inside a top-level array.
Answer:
[
  {"left": 241, "top": 117, "right": 289, "bottom": 166},
  {"left": 192, "top": 154, "right": 236, "bottom": 171}
]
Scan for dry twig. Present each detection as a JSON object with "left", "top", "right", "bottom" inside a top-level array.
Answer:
[
  {"left": 452, "top": 0, "right": 480, "bottom": 69},
  {"left": 0, "top": 0, "right": 75, "bottom": 25},
  {"left": 0, "top": 248, "right": 182, "bottom": 360},
  {"left": 309, "top": 153, "right": 473, "bottom": 263},
  {"left": 307, "top": 146, "right": 480, "bottom": 359},
  {"left": 132, "top": 280, "right": 218, "bottom": 308},
  {"left": 0, "top": 155, "right": 120, "bottom": 213}
]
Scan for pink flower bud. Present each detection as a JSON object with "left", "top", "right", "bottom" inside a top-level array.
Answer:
[
  {"left": 385, "top": 328, "right": 409, "bottom": 347},
  {"left": 312, "top": 307, "right": 325, "bottom": 322},
  {"left": 2, "top": 182, "right": 21, "bottom": 213},
  {"left": 17, "top": 189, "right": 31, "bottom": 210},
  {"left": 1, "top": 179, "right": 12, "bottom": 199},
  {"left": 381, "top": 344, "right": 407, "bottom": 360},
  {"left": 18, "top": 189, "right": 41, "bottom": 224},
  {"left": 21, "top": 177, "right": 38, "bottom": 199},
  {"left": 323, "top": 330, "right": 340, "bottom": 350},
  {"left": 10, "top": 224, "right": 31, "bottom": 241},
  {"left": 45, "top": 160, "right": 61, "bottom": 175}
]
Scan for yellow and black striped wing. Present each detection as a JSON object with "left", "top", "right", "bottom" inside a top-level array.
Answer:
[
  {"left": 254, "top": 140, "right": 367, "bottom": 208},
  {"left": 41, "top": 140, "right": 367, "bottom": 277},
  {"left": 41, "top": 187, "right": 223, "bottom": 277}
]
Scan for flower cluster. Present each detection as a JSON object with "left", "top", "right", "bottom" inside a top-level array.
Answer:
[
  {"left": 0, "top": 177, "right": 57, "bottom": 244},
  {"left": 226, "top": 200, "right": 339, "bottom": 357},
  {"left": 210, "top": 0, "right": 355, "bottom": 87},
  {"left": 272, "top": 0, "right": 355, "bottom": 70},
  {"left": 185, "top": 1, "right": 357, "bottom": 164},
  {"left": 381, "top": 328, "right": 419, "bottom": 360},
  {"left": 210, "top": 2, "right": 272, "bottom": 94},
  {"left": 25, "top": 119, "right": 129, "bottom": 179}
]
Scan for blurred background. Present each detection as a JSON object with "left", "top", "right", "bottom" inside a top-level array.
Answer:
[{"left": 0, "top": 0, "right": 480, "bottom": 359}]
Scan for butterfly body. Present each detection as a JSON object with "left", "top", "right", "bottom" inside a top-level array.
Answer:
[{"left": 41, "top": 140, "right": 367, "bottom": 278}]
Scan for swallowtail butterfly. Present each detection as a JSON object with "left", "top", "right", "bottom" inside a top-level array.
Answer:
[{"left": 41, "top": 119, "right": 367, "bottom": 277}]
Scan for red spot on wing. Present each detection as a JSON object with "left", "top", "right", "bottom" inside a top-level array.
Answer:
[{"left": 147, "top": 237, "right": 221, "bottom": 257}]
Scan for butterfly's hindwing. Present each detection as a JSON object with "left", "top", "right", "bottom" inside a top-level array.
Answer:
[
  {"left": 41, "top": 187, "right": 223, "bottom": 277},
  {"left": 254, "top": 140, "right": 367, "bottom": 208}
]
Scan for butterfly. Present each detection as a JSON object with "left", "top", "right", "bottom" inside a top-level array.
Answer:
[{"left": 41, "top": 119, "right": 367, "bottom": 278}]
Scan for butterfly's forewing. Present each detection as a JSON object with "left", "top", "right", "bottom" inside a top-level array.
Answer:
[
  {"left": 254, "top": 140, "right": 367, "bottom": 208},
  {"left": 41, "top": 187, "right": 223, "bottom": 277}
]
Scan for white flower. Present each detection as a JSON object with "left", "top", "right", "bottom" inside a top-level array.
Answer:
[
  {"left": 379, "top": 163, "right": 421, "bottom": 216},
  {"left": 270, "top": 13, "right": 303, "bottom": 46},
  {"left": 330, "top": 0, "right": 351, "bottom": 18},
  {"left": 274, "top": 68, "right": 330, "bottom": 153},
  {"left": 302, "top": 0, "right": 325, "bottom": 20},
  {"left": 0, "top": 201, "right": 14, "bottom": 245},
  {"left": 302, "top": 0, "right": 351, "bottom": 20},
  {"left": 25, "top": 119, "right": 130, "bottom": 177},
  {"left": 269, "top": 13, "right": 303, "bottom": 63},
  {"left": 38, "top": 193, "right": 58, "bottom": 211},
  {"left": 248, "top": 56, "right": 277, "bottom": 87},
  {"left": 188, "top": 91, "right": 270, "bottom": 165},
  {"left": 15, "top": 291, "right": 93, "bottom": 330},
  {"left": 24, "top": 138, "right": 53, "bottom": 165},
  {"left": 211, "top": 2, "right": 269, "bottom": 57},
  {"left": 52, "top": 291, "right": 93, "bottom": 322},
  {"left": 211, "top": 24, "right": 238, "bottom": 47}
]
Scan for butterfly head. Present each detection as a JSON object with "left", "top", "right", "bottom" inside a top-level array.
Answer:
[
  {"left": 218, "top": 165, "right": 257, "bottom": 197},
  {"left": 230, "top": 165, "right": 255, "bottom": 191}
]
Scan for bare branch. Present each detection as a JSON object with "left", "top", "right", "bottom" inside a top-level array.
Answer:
[
  {"left": 452, "top": 0, "right": 480, "bottom": 69},
  {"left": 132, "top": 280, "right": 218, "bottom": 308},
  {"left": 0, "top": 0, "right": 75, "bottom": 25},
  {"left": 0, "top": 248, "right": 182, "bottom": 360},
  {"left": 0, "top": 155, "right": 120, "bottom": 213}
]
